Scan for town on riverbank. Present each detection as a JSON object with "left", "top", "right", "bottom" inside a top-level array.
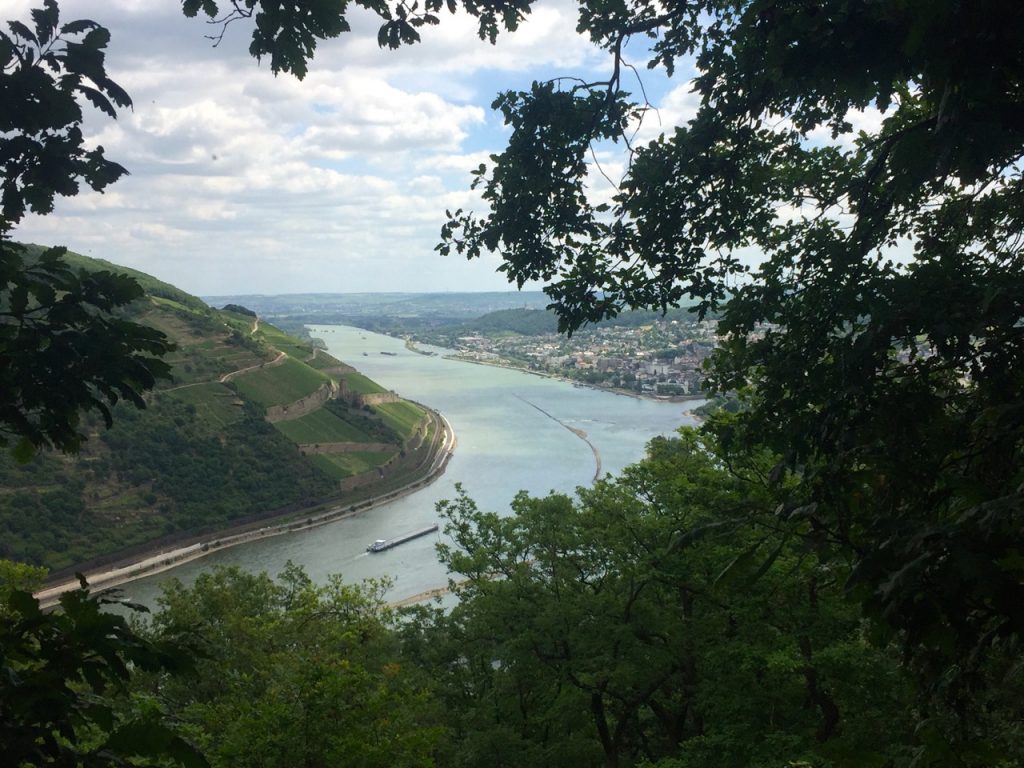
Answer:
[{"left": 212, "top": 293, "right": 741, "bottom": 400}]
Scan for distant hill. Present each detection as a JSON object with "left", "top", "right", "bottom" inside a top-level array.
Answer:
[
  {"left": 204, "top": 293, "right": 710, "bottom": 342},
  {"left": 1, "top": 248, "right": 442, "bottom": 576},
  {"left": 203, "top": 291, "right": 554, "bottom": 337},
  {"left": 204, "top": 291, "right": 552, "bottom": 320},
  {"left": 409, "top": 305, "right": 708, "bottom": 345},
  {"left": 465, "top": 308, "right": 559, "bottom": 335}
]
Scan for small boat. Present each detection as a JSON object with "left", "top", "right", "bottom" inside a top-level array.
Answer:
[
  {"left": 366, "top": 524, "right": 439, "bottom": 553},
  {"left": 380, "top": 351, "right": 397, "bottom": 356}
]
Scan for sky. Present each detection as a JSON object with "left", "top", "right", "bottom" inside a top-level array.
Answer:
[{"left": 5, "top": 0, "right": 703, "bottom": 297}]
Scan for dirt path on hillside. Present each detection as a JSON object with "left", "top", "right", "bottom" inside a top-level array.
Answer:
[
  {"left": 157, "top": 315, "right": 281, "bottom": 393},
  {"left": 219, "top": 350, "right": 286, "bottom": 383}
]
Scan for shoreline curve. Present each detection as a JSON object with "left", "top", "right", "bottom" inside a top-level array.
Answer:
[{"left": 35, "top": 411, "right": 456, "bottom": 608}]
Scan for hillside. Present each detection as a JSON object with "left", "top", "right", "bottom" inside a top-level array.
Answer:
[{"left": 0, "top": 248, "right": 447, "bottom": 576}]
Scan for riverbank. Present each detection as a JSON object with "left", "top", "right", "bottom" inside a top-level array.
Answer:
[
  {"left": 35, "top": 412, "right": 456, "bottom": 608},
  {"left": 440, "top": 351, "right": 705, "bottom": 405}
]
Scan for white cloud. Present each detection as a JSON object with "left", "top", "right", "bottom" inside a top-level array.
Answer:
[{"left": 2, "top": 0, "right": 632, "bottom": 294}]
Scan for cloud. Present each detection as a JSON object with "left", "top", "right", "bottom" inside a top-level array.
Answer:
[{"left": 3, "top": 0, "right": 648, "bottom": 295}]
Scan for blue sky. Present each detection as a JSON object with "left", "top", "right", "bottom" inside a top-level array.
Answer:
[{"left": 6, "top": 0, "right": 705, "bottom": 296}]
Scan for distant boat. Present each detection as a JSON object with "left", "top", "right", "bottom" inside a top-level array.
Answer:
[
  {"left": 366, "top": 524, "right": 439, "bottom": 553},
  {"left": 380, "top": 351, "right": 397, "bottom": 356},
  {"left": 362, "top": 352, "right": 368, "bottom": 356}
]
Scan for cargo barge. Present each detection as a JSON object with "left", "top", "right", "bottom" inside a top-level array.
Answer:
[{"left": 366, "top": 523, "right": 439, "bottom": 553}]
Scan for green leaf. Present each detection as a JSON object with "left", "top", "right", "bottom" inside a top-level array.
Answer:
[
  {"left": 7, "top": 588, "right": 42, "bottom": 618},
  {"left": 82, "top": 26, "right": 111, "bottom": 49},
  {"left": 713, "top": 540, "right": 762, "bottom": 588},
  {"left": 78, "top": 85, "right": 115, "bottom": 117}
]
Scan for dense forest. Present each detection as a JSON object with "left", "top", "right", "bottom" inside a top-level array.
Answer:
[{"left": 0, "top": 398, "right": 336, "bottom": 569}]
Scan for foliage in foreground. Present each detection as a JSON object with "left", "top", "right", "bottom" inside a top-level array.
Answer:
[
  {"left": 141, "top": 565, "right": 442, "bottom": 768},
  {"left": 1, "top": 3, "right": 173, "bottom": 460},
  {"left": 5, "top": 428, "right": 1022, "bottom": 766},
  {"left": 415, "top": 430, "right": 1022, "bottom": 767},
  {"left": 408, "top": 433, "right": 912, "bottom": 767},
  {"left": 0, "top": 580, "right": 206, "bottom": 768},
  {"left": 130, "top": 431, "right": 1023, "bottom": 767}
]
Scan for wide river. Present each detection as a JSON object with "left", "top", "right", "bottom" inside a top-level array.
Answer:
[{"left": 122, "top": 325, "right": 703, "bottom": 606}]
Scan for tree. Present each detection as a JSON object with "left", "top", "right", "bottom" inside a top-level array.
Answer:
[
  {"left": 409, "top": 435, "right": 918, "bottom": 767},
  {"left": 0, "top": 7, "right": 193, "bottom": 762},
  {"left": 1, "top": 1, "right": 173, "bottom": 459},
  {"left": 143, "top": 564, "right": 442, "bottom": 768},
  {"left": 184, "top": 0, "right": 1024, "bottom": 716},
  {"left": 0, "top": 581, "right": 207, "bottom": 767}
]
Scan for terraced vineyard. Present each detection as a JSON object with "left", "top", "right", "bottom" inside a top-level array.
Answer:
[
  {"left": 166, "top": 383, "right": 245, "bottom": 428},
  {"left": 254, "top": 322, "right": 318, "bottom": 361},
  {"left": 273, "top": 407, "right": 385, "bottom": 444},
  {"left": 341, "top": 371, "right": 388, "bottom": 395},
  {"left": 231, "top": 358, "right": 329, "bottom": 407},
  {"left": 373, "top": 401, "right": 427, "bottom": 438},
  {"left": 308, "top": 450, "right": 397, "bottom": 479},
  {"left": 1, "top": 247, "right": 448, "bottom": 574}
]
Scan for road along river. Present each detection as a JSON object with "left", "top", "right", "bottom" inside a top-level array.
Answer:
[{"left": 118, "top": 325, "right": 703, "bottom": 607}]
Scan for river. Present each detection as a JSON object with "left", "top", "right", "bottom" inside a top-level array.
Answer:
[{"left": 119, "top": 325, "right": 703, "bottom": 607}]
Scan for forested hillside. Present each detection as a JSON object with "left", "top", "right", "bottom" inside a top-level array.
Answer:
[{"left": 0, "top": 248, "right": 439, "bottom": 574}]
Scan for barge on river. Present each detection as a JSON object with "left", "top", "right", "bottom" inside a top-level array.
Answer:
[{"left": 366, "top": 523, "right": 439, "bottom": 553}]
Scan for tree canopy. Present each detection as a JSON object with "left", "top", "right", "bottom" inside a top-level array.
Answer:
[
  {"left": 1, "top": 0, "right": 1021, "bottom": 764},
  {"left": 1, "top": 0, "right": 173, "bottom": 459}
]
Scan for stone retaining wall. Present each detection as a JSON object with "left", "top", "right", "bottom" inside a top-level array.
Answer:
[
  {"left": 360, "top": 391, "right": 401, "bottom": 405},
  {"left": 299, "top": 441, "right": 396, "bottom": 455},
  {"left": 336, "top": 413, "right": 434, "bottom": 492},
  {"left": 266, "top": 381, "right": 339, "bottom": 422}
]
